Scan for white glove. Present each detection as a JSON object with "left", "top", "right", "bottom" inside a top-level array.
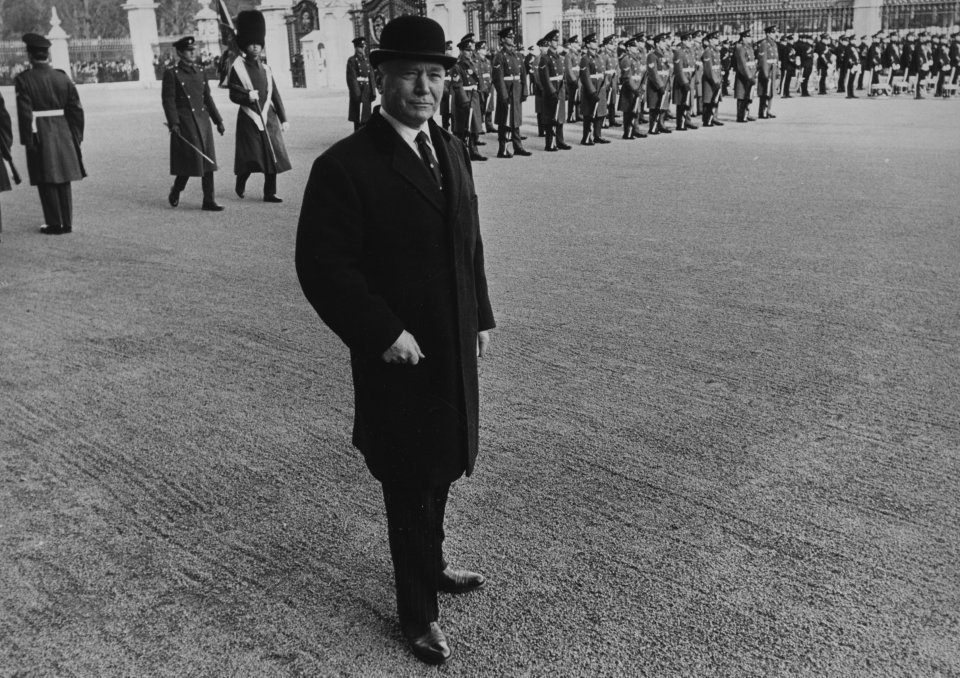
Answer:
[
  {"left": 281, "top": 121, "right": 290, "bottom": 132},
  {"left": 248, "top": 90, "right": 258, "bottom": 102}
]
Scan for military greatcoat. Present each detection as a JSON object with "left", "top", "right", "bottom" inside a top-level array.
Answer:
[
  {"left": 579, "top": 51, "right": 608, "bottom": 117},
  {"left": 492, "top": 46, "right": 526, "bottom": 127},
  {"left": 538, "top": 47, "right": 566, "bottom": 124},
  {"left": 161, "top": 60, "right": 223, "bottom": 177},
  {"left": 346, "top": 51, "right": 375, "bottom": 124},
  {"left": 0, "top": 91, "right": 13, "bottom": 195},
  {"left": 14, "top": 62, "right": 85, "bottom": 186},
  {"left": 228, "top": 56, "right": 292, "bottom": 176},
  {"left": 734, "top": 42, "right": 758, "bottom": 100},
  {"left": 646, "top": 48, "right": 671, "bottom": 110},
  {"left": 451, "top": 53, "right": 483, "bottom": 135}
]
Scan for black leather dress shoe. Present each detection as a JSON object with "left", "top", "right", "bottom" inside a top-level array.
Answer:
[
  {"left": 557, "top": 142, "right": 572, "bottom": 150},
  {"left": 40, "top": 225, "right": 63, "bottom": 235},
  {"left": 513, "top": 147, "right": 532, "bottom": 156},
  {"left": 496, "top": 150, "right": 513, "bottom": 158},
  {"left": 686, "top": 123, "right": 699, "bottom": 129},
  {"left": 263, "top": 195, "right": 283, "bottom": 203},
  {"left": 404, "top": 622, "right": 451, "bottom": 664},
  {"left": 766, "top": 114, "right": 777, "bottom": 118},
  {"left": 439, "top": 567, "right": 486, "bottom": 594},
  {"left": 713, "top": 120, "right": 724, "bottom": 126},
  {"left": 201, "top": 202, "right": 225, "bottom": 211},
  {"left": 594, "top": 137, "right": 611, "bottom": 144},
  {"left": 168, "top": 188, "right": 180, "bottom": 207}
]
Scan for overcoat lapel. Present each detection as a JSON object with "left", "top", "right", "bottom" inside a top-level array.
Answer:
[{"left": 370, "top": 112, "right": 446, "bottom": 215}]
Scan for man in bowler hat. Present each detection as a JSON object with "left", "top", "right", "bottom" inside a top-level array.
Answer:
[
  {"left": 295, "top": 15, "right": 495, "bottom": 666},
  {"left": 14, "top": 33, "right": 85, "bottom": 234},
  {"left": 162, "top": 35, "right": 226, "bottom": 211}
]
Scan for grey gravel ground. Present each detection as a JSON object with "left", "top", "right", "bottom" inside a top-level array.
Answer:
[{"left": 1, "top": 84, "right": 959, "bottom": 677}]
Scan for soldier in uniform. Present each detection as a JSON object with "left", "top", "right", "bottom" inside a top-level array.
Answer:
[
  {"left": 701, "top": 31, "right": 724, "bottom": 127},
  {"left": 933, "top": 34, "right": 952, "bottom": 96},
  {"left": 228, "top": 10, "right": 292, "bottom": 202},
  {"left": 528, "top": 40, "right": 546, "bottom": 137},
  {"left": 491, "top": 26, "right": 531, "bottom": 158},
  {"left": 0, "top": 90, "right": 14, "bottom": 241},
  {"left": 602, "top": 36, "right": 621, "bottom": 128},
  {"left": 720, "top": 37, "right": 734, "bottom": 96},
  {"left": 579, "top": 33, "right": 609, "bottom": 144},
  {"left": 537, "top": 30, "right": 571, "bottom": 151},
  {"left": 912, "top": 33, "right": 932, "bottom": 98},
  {"left": 756, "top": 25, "right": 780, "bottom": 118},
  {"left": 475, "top": 41, "right": 495, "bottom": 133},
  {"left": 163, "top": 35, "right": 225, "bottom": 211},
  {"left": 840, "top": 34, "right": 861, "bottom": 98},
  {"left": 14, "top": 33, "right": 85, "bottom": 234},
  {"left": 646, "top": 32, "right": 673, "bottom": 135},
  {"left": 632, "top": 33, "right": 650, "bottom": 131},
  {"left": 672, "top": 32, "right": 698, "bottom": 131},
  {"left": 796, "top": 33, "right": 814, "bottom": 96},
  {"left": 563, "top": 36, "right": 582, "bottom": 123},
  {"left": 692, "top": 30, "right": 705, "bottom": 116},
  {"left": 780, "top": 33, "right": 798, "bottom": 97},
  {"left": 901, "top": 32, "right": 916, "bottom": 87},
  {"left": 346, "top": 36, "right": 375, "bottom": 131},
  {"left": 440, "top": 41, "right": 454, "bottom": 130},
  {"left": 864, "top": 34, "right": 883, "bottom": 95},
  {"left": 815, "top": 33, "right": 832, "bottom": 94},
  {"left": 450, "top": 33, "right": 486, "bottom": 161},
  {"left": 882, "top": 32, "right": 901, "bottom": 88},
  {"left": 950, "top": 33, "right": 959, "bottom": 87},
  {"left": 617, "top": 38, "right": 645, "bottom": 139},
  {"left": 733, "top": 29, "right": 758, "bottom": 122}
]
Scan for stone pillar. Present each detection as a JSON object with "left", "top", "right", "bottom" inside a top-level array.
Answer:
[
  {"left": 123, "top": 0, "right": 160, "bottom": 83},
  {"left": 564, "top": 8, "right": 583, "bottom": 41},
  {"left": 316, "top": 6, "right": 354, "bottom": 91},
  {"left": 300, "top": 30, "right": 329, "bottom": 89},
  {"left": 259, "top": 0, "right": 293, "bottom": 89},
  {"left": 522, "top": 0, "right": 563, "bottom": 46},
  {"left": 426, "top": 0, "right": 467, "bottom": 45},
  {"left": 595, "top": 0, "right": 615, "bottom": 40},
  {"left": 195, "top": 0, "right": 220, "bottom": 58},
  {"left": 852, "top": 0, "right": 882, "bottom": 38},
  {"left": 46, "top": 7, "right": 71, "bottom": 75}
]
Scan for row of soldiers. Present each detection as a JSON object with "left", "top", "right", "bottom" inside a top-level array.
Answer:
[{"left": 806, "top": 30, "right": 959, "bottom": 99}]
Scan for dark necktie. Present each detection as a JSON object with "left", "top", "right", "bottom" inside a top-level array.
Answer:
[{"left": 415, "top": 131, "right": 443, "bottom": 191}]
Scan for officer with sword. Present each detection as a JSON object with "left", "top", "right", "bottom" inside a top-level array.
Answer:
[
  {"left": 228, "top": 10, "right": 292, "bottom": 203},
  {"left": 162, "top": 35, "right": 225, "bottom": 211}
]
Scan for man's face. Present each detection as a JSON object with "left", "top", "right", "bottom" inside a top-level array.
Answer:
[
  {"left": 245, "top": 43, "right": 262, "bottom": 58},
  {"left": 502, "top": 35, "right": 514, "bottom": 49},
  {"left": 550, "top": 38, "right": 559, "bottom": 51},
  {"left": 178, "top": 46, "right": 196, "bottom": 64},
  {"left": 378, "top": 59, "right": 445, "bottom": 128}
]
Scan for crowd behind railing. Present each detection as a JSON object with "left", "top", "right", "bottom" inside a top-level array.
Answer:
[{"left": 153, "top": 51, "right": 222, "bottom": 82}]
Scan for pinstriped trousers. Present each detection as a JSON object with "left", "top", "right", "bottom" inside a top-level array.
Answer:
[{"left": 381, "top": 482, "right": 450, "bottom": 634}]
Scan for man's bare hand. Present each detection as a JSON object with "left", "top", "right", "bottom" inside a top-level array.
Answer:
[
  {"left": 382, "top": 330, "right": 425, "bottom": 365},
  {"left": 477, "top": 330, "right": 491, "bottom": 358}
]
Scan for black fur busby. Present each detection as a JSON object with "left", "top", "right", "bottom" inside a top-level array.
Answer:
[{"left": 236, "top": 10, "right": 266, "bottom": 50}]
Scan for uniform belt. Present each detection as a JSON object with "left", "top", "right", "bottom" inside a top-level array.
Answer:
[
  {"left": 549, "top": 76, "right": 563, "bottom": 81},
  {"left": 658, "top": 69, "right": 670, "bottom": 75},
  {"left": 604, "top": 69, "right": 616, "bottom": 75},
  {"left": 462, "top": 85, "right": 477, "bottom": 90},
  {"left": 31, "top": 108, "right": 64, "bottom": 134},
  {"left": 590, "top": 74, "right": 603, "bottom": 80},
  {"left": 502, "top": 75, "right": 520, "bottom": 81},
  {"left": 682, "top": 67, "right": 694, "bottom": 73},
  {"left": 356, "top": 77, "right": 369, "bottom": 81}
]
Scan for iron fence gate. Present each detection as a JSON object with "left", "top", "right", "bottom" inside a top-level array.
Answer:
[
  {"left": 881, "top": 0, "right": 960, "bottom": 30},
  {"left": 464, "top": 0, "right": 522, "bottom": 51},
  {"left": 351, "top": 0, "right": 427, "bottom": 45}
]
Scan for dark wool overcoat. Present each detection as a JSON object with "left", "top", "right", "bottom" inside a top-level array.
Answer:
[
  {"left": 14, "top": 63, "right": 85, "bottom": 186},
  {"left": 161, "top": 61, "right": 223, "bottom": 177},
  {"left": 734, "top": 42, "right": 758, "bottom": 100},
  {"left": 228, "top": 58, "right": 292, "bottom": 176},
  {"left": 492, "top": 47, "right": 526, "bottom": 127},
  {"left": 346, "top": 53, "right": 375, "bottom": 124},
  {"left": 295, "top": 110, "right": 496, "bottom": 487},
  {"left": 701, "top": 46, "right": 722, "bottom": 104},
  {"left": 0, "top": 91, "right": 12, "bottom": 194}
]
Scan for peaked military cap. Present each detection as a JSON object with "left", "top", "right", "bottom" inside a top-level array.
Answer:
[
  {"left": 369, "top": 16, "right": 458, "bottom": 68},
  {"left": 583, "top": 33, "right": 598, "bottom": 45},
  {"left": 172, "top": 35, "right": 196, "bottom": 51},
  {"left": 624, "top": 38, "right": 637, "bottom": 48},
  {"left": 543, "top": 30, "right": 559, "bottom": 43},
  {"left": 476, "top": 40, "right": 487, "bottom": 49},
  {"left": 498, "top": 26, "right": 515, "bottom": 39},
  {"left": 352, "top": 36, "right": 366, "bottom": 47},
  {"left": 765, "top": 25, "right": 779, "bottom": 33},
  {"left": 739, "top": 29, "right": 752, "bottom": 38},
  {"left": 567, "top": 35, "right": 579, "bottom": 44},
  {"left": 705, "top": 31, "right": 719, "bottom": 41},
  {"left": 457, "top": 33, "right": 475, "bottom": 48},
  {"left": 23, "top": 33, "right": 52, "bottom": 51}
]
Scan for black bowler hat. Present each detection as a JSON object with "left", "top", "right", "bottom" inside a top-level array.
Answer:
[
  {"left": 172, "top": 36, "right": 196, "bottom": 51},
  {"left": 23, "top": 33, "right": 52, "bottom": 52},
  {"left": 236, "top": 10, "right": 266, "bottom": 49},
  {"left": 498, "top": 26, "right": 515, "bottom": 40},
  {"left": 369, "top": 16, "right": 457, "bottom": 68},
  {"left": 352, "top": 37, "right": 366, "bottom": 47}
]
